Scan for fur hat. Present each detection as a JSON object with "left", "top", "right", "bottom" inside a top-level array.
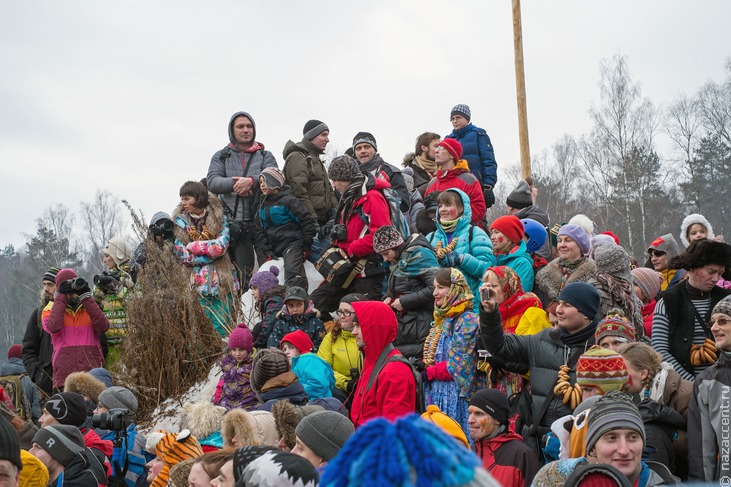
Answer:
[
  {"left": 280, "top": 330, "right": 314, "bottom": 354},
  {"left": 576, "top": 346, "right": 629, "bottom": 394},
  {"left": 352, "top": 132, "right": 377, "bottom": 152},
  {"left": 54, "top": 268, "right": 77, "bottom": 286},
  {"left": 680, "top": 213, "right": 715, "bottom": 247},
  {"left": 490, "top": 215, "right": 525, "bottom": 245},
  {"left": 450, "top": 104, "right": 471, "bottom": 121},
  {"left": 372, "top": 226, "right": 405, "bottom": 253},
  {"left": 568, "top": 214, "right": 596, "bottom": 238},
  {"left": 19, "top": 449, "right": 49, "bottom": 487},
  {"left": 32, "top": 425, "right": 85, "bottom": 468},
  {"left": 589, "top": 235, "right": 617, "bottom": 257},
  {"left": 595, "top": 310, "right": 635, "bottom": 345},
  {"left": 64, "top": 372, "right": 107, "bottom": 403},
  {"left": 251, "top": 349, "right": 291, "bottom": 394},
  {"left": 0, "top": 416, "right": 21, "bottom": 470},
  {"left": 469, "top": 389, "right": 510, "bottom": 424},
  {"left": 303, "top": 120, "right": 329, "bottom": 140},
  {"left": 43, "top": 267, "right": 60, "bottom": 284},
  {"left": 558, "top": 224, "right": 591, "bottom": 256},
  {"left": 182, "top": 402, "right": 225, "bottom": 441},
  {"left": 44, "top": 392, "right": 87, "bottom": 427},
  {"left": 241, "top": 450, "right": 319, "bottom": 487},
  {"left": 437, "top": 138, "right": 463, "bottom": 163},
  {"left": 669, "top": 239, "right": 731, "bottom": 271},
  {"left": 221, "top": 408, "right": 262, "bottom": 449},
  {"left": 228, "top": 324, "right": 254, "bottom": 352},
  {"left": 7, "top": 344, "right": 22, "bottom": 360},
  {"left": 593, "top": 244, "right": 632, "bottom": 282},
  {"left": 104, "top": 236, "right": 132, "bottom": 266},
  {"left": 421, "top": 404, "right": 469, "bottom": 448},
  {"left": 249, "top": 265, "right": 280, "bottom": 295},
  {"left": 295, "top": 410, "right": 355, "bottom": 461},
  {"left": 321, "top": 415, "right": 494, "bottom": 487},
  {"left": 328, "top": 155, "right": 360, "bottom": 181},
  {"left": 647, "top": 233, "right": 680, "bottom": 260},
  {"left": 557, "top": 282, "right": 601, "bottom": 321},
  {"left": 272, "top": 401, "right": 324, "bottom": 451},
  {"left": 98, "top": 386, "right": 138, "bottom": 416},
  {"left": 248, "top": 411, "right": 280, "bottom": 446},
  {"left": 168, "top": 458, "right": 195, "bottom": 487},
  {"left": 586, "top": 391, "right": 645, "bottom": 453},
  {"left": 506, "top": 180, "right": 533, "bottom": 209},
  {"left": 713, "top": 295, "right": 731, "bottom": 318},
  {"left": 630, "top": 268, "right": 662, "bottom": 302},
  {"left": 260, "top": 167, "right": 286, "bottom": 190}
]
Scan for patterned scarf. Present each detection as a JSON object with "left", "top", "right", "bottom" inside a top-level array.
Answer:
[
  {"left": 439, "top": 217, "right": 459, "bottom": 234},
  {"left": 488, "top": 266, "right": 543, "bottom": 323},
  {"left": 336, "top": 174, "right": 367, "bottom": 225},
  {"left": 559, "top": 257, "right": 586, "bottom": 286}
]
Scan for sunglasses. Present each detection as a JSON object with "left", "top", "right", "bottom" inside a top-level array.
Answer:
[
  {"left": 709, "top": 318, "right": 730, "bottom": 327},
  {"left": 648, "top": 250, "right": 667, "bottom": 258}
]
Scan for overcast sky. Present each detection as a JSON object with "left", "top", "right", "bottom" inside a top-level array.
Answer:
[{"left": 2, "top": 1, "right": 730, "bottom": 249}]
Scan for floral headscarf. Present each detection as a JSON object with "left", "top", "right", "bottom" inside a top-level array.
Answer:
[
  {"left": 433, "top": 268, "right": 474, "bottom": 328},
  {"left": 484, "top": 266, "right": 542, "bottom": 322}
]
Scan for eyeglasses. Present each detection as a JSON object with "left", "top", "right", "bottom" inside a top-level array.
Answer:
[
  {"left": 335, "top": 309, "right": 353, "bottom": 317},
  {"left": 648, "top": 250, "right": 666, "bottom": 258},
  {"left": 709, "top": 318, "right": 730, "bottom": 327}
]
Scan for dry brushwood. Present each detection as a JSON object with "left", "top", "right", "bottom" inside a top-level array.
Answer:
[{"left": 119, "top": 203, "right": 225, "bottom": 424}]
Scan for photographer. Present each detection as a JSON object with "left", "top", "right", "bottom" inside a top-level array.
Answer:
[
  {"left": 42, "top": 268, "right": 109, "bottom": 392},
  {"left": 94, "top": 386, "right": 152, "bottom": 487},
  {"left": 93, "top": 236, "right": 134, "bottom": 369},
  {"left": 130, "top": 212, "right": 175, "bottom": 282}
]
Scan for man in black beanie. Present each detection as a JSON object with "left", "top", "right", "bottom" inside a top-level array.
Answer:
[
  {"left": 352, "top": 131, "right": 410, "bottom": 214},
  {"left": 283, "top": 120, "right": 339, "bottom": 263},
  {"left": 29, "top": 424, "right": 103, "bottom": 486},
  {"left": 0, "top": 416, "right": 21, "bottom": 486},
  {"left": 468, "top": 389, "right": 540, "bottom": 487}
]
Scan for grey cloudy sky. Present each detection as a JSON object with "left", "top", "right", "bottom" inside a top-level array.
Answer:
[{"left": 2, "top": 0, "right": 730, "bottom": 248}]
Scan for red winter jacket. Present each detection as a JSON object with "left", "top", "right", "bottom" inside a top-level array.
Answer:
[
  {"left": 424, "top": 159, "right": 486, "bottom": 224},
  {"left": 338, "top": 178, "right": 392, "bottom": 258},
  {"left": 474, "top": 432, "right": 541, "bottom": 487},
  {"left": 82, "top": 427, "right": 114, "bottom": 479},
  {"left": 349, "top": 301, "right": 416, "bottom": 428},
  {"left": 42, "top": 294, "right": 109, "bottom": 388}
]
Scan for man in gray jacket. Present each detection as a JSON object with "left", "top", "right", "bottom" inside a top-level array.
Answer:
[{"left": 207, "top": 111, "right": 278, "bottom": 288}]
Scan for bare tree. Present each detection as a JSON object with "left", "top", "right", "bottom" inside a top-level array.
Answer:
[
  {"left": 80, "top": 189, "right": 125, "bottom": 273},
  {"left": 696, "top": 62, "right": 731, "bottom": 145}
]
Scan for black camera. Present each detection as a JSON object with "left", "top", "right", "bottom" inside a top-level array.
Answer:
[
  {"left": 92, "top": 408, "right": 129, "bottom": 431},
  {"left": 70, "top": 277, "right": 88, "bottom": 293},
  {"left": 93, "top": 272, "right": 115, "bottom": 287},
  {"left": 331, "top": 224, "right": 348, "bottom": 243},
  {"left": 349, "top": 367, "right": 360, "bottom": 382},
  {"left": 150, "top": 219, "right": 174, "bottom": 240}
]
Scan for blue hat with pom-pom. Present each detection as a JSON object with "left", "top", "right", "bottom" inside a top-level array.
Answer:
[{"left": 249, "top": 265, "right": 280, "bottom": 296}]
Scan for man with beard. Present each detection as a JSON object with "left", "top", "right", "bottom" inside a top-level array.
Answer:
[
  {"left": 352, "top": 132, "right": 410, "bottom": 213},
  {"left": 21, "top": 268, "right": 59, "bottom": 398},
  {"left": 42, "top": 269, "right": 109, "bottom": 392},
  {"left": 402, "top": 132, "right": 440, "bottom": 197}
]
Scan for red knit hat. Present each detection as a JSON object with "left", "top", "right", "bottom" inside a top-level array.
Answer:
[
  {"left": 228, "top": 324, "right": 253, "bottom": 352},
  {"left": 437, "top": 138, "right": 462, "bottom": 162},
  {"left": 7, "top": 344, "right": 22, "bottom": 360},
  {"left": 490, "top": 215, "right": 525, "bottom": 245},
  {"left": 280, "top": 330, "right": 314, "bottom": 354},
  {"left": 55, "top": 268, "right": 77, "bottom": 286},
  {"left": 576, "top": 346, "right": 628, "bottom": 394},
  {"left": 601, "top": 231, "right": 620, "bottom": 245}
]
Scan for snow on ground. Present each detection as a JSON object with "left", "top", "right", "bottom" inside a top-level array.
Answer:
[{"left": 143, "top": 257, "right": 323, "bottom": 433}]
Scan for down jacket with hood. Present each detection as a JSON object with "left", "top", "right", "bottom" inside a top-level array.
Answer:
[
  {"left": 386, "top": 234, "right": 439, "bottom": 360},
  {"left": 446, "top": 122, "right": 497, "bottom": 187},
  {"left": 427, "top": 188, "right": 496, "bottom": 307},
  {"left": 253, "top": 185, "right": 317, "bottom": 258},
  {"left": 349, "top": 301, "right": 416, "bottom": 428},
  {"left": 423, "top": 159, "right": 486, "bottom": 224},
  {"left": 282, "top": 138, "right": 338, "bottom": 225},
  {"left": 317, "top": 327, "right": 362, "bottom": 393},
  {"left": 266, "top": 301, "right": 325, "bottom": 351},
  {"left": 206, "top": 111, "right": 278, "bottom": 222},
  {"left": 357, "top": 154, "right": 410, "bottom": 213}
]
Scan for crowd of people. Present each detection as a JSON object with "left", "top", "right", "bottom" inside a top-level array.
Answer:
[{"left": 1, "top": 105, "right": 730, "bottom": 486}]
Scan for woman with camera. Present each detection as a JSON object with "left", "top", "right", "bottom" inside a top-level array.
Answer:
[
  {"left": 421, "top": 267, "right": 483, "bottom": 438},
  {"left": 93, "top": 235, "right": 134, "bottom": 368},
  {"left": 42, "top": 268, "right": 110, "bottom": 392}
]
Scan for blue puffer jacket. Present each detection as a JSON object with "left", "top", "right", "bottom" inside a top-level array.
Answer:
[
  {"left": 427, "top": 189, "right": 496, "bottom": 308},
  {"left": 495, "top": 240, "right": 535, "bottom": 292},
  {"left": 447, "top": 123, "right": 497, "bottom": 186}
]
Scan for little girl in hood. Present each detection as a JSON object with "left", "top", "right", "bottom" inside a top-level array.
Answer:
[{"left": 214, "top": 324, "right": 257, "bottom": 411}]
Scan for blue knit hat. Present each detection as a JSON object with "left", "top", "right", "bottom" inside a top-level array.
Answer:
[
  {"left": 558, "top": 224, "right": 591, "bottom": 255},
  {"left": 558, "top": 282, "right": 601, "bottom": 320},
  {"left": 320, "top": 414, "right": 492, "bottom": 486}
]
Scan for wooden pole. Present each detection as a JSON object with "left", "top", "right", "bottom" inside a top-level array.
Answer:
[{"left": 512, "top": 0, "right": 531, "bottom": 179}]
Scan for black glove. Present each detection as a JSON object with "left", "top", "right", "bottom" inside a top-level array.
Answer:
[
  {"left": 320, "top": 218, "right": 335, "bottom": 239},
  {"left": 76, "top": 281, "right": 91, "bottom": 295},
  {"left": 57, "top": 280, "right": 73, "bottom": 295},
  {"left": 419, "top": 369, "right": 429, "bottom": 383},
  {"left": 483, "top": 185, "right": 495, "bottom": 209},
  {"left": 411, "top": 359, "right": 426, "bottom": 372},
  {"left": 345, "top": 379, "right": 358, "bottom": 394}
]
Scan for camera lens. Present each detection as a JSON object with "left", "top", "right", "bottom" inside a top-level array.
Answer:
[{"left": 71, "top": 277, "right": 87, "bottom": 292}]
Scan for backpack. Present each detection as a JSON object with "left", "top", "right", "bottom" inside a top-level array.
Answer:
[
  {"left": 0, "top": 375, "right": 33, "bottom": 421},
  {"left": 366, "top": 344, "right": 425, "bottom": 415},
  {"left": 367, "top": 169, "right": 410, "bottom": 239}
]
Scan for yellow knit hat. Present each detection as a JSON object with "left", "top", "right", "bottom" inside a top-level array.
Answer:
[
  {"left": 420, "top": 405, "right": 469, "bottom": 448},
  {"left": 20, "top": 449, "right": 49, "bottom": 487}
]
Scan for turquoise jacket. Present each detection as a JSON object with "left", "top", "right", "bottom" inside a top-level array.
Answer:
[{"left": 495, "top": 240, "right": 534, "bottom": 292}]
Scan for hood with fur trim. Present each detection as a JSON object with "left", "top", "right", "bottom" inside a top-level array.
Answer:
[
  {"left": 221, "top": 408, "right": 262, "bottom": 449},
  {"left": 181, "top": 402, "right": 225, "bottom": 440},
  {"left": 271, "top": 401, "right": 324, "bottom": 451},
  {"left": 63, "top": 372, "right": 106, "bottom": 403},
  {"left": 679, "top": 213, "right": 715, "bottom": 247}
]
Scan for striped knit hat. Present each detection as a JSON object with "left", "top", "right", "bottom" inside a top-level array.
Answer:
[
  {"left": 576, "top": 346, "right": 628, "bottom": 394},
  {"left": 43, "top": 267, "right": 60, "bottom": 283},
  {"left": 586, "top": 391, "right": 645, "bottom": 453},
  {"left": 151, "top": 430, "right": 203, "bottom": 487},
  {"left": 260, "top": 167, "right": 285, "bottom": 190},
  {"left": 630, "top": 267, "right": 662, "bottom": 302},
  {"left": 594, "top": 310, "right": 635, "bottom": 346}
]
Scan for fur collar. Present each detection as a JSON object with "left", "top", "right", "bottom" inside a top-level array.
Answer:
[
  {"left": 535, "top": 258, "right": 597, "bottom": 303},
  {"left": 172, "top": 193, "right": 226, "bottom": 244},
  {"left": 221, "top": 408, "right": 261, "bottom": 448},
  {"left": 63, "top": 372, "right": 106, "bottom": 403},
  {"left": 182, "top": 401, "right": 225, "bottom": 440}
]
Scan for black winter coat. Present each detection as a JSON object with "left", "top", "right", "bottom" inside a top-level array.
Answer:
[
  {"left": 254, "top": 187, "right": 317, "bottom": 258},
  {"left": 21, "top": 306, "right": 53, "bottom": 396}
]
